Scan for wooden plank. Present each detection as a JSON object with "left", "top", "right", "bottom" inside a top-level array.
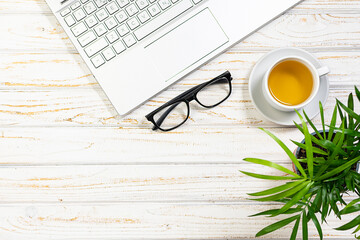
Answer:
[
  {"left": 0, "top": 164, "right": 357, "bottom": 203},
  {"left": 0, "top": 164, "right": 286, "bottom": 203},
  {"left": 1, "top": 14, "right": 360, "bottom": 52},
  {"left": 0, "top": 88, "right": 355, "bottom": 127},
  {"left": 0, "top": 0, "right": 360, "bottom": 14},
  {"left": 0, "top": 51, "right": 359, "bottom": 90},
  {"left": 0, "top": 127, "right": 348, "bottom": 165},
  {"left": 0, "top": 203, "right": 355, "bottom": 239}
]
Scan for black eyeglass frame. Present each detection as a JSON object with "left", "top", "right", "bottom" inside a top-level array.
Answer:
[{"left": 145, "top": 71, "right": 233, "bottom": 132}]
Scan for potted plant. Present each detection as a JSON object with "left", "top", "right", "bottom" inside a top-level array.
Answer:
[{"left": 241, "top": 87, "right": 360, "bottom": 240}]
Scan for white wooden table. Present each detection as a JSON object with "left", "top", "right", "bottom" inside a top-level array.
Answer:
[{"left": 0, "top": 0, "right": 359, "bottom": 239}]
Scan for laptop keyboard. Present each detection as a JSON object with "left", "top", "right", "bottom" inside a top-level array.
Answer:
[{"left": 61, "top": 0, "right": 204, "bottom": 68}]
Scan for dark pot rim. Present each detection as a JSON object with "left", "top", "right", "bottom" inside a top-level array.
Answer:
[{"left": 294, "top": 130, "right": 360, "bottom": 173}]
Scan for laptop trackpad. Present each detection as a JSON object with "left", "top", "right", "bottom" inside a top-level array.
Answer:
[{"left": 144, "top": 8, "right": 229, "bottom": 81}]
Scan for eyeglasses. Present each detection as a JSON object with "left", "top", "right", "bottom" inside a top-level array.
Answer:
[{"left": 146, "top": 71, "right": 233, "bottom": 132}]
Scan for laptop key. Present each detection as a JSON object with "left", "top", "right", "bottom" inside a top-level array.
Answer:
[
  {"left": 71, "top": 1, "right": 81, "bottom": 10},
  {"left": 117, "top": 0, "right": 130, "bottom": 8},
  {"left": 85, "top": 38, "right": 109, "bottom": 57},
  {"left": 113, "top": 41, "right": 126, "bottom": 54},
  {"left": 95, "top": 0, "right": 107, "bottom": 8},
  {"left": 106, "top": 31, "right": 120, "bottom": 43},
  {"left": 84, "top": 2, "right": 97, "bottom": 14},
  {"left": 106, "top": 2, "right": 120, "bottom": 14},
  {"left": 115, "top": 10, "right": 128, "bottom": 23},
  {"left": 148, "top": 4, "right": 160, "bottom": 17},
  {"left": 125, "top": 4, "right": 139, "bottom": 16},
  {"left": 96, "top": 9, "right": 109, "bottom": 21},
  {"left": 105, "top": 17, "right": 118, "bottom": 29},
  {"left": 60, "top": 8, "right": 71, "bottom": 17},
  {"left": 136, "top": 0, "right": 149, "bottom": 10},
  {"left": 94, "top": 23, "right": 108, "bottom": 36},
  {"left": 64, "top": 15, "right": 76, "bottom": 27},
  {"left": 102, "top": 48, "right": 116, "bottom": 60},
  {"left": 73, "top": 8, "right": 86, "bottom": 21},
  {"left": 158, "top": 0, "right": 171, "bottom": 10},
  {"left": 71, "top": 22, "right": 87, "bottom": 37},
  {"left": 123, "top": 34, "right": 137, "bottom": 47},
  {"left": 138, "top": 11, "right": 150, "bottom": 23},
  {"left": 116, "top": 24, "right": 130, "bottom": 36},
  {"left": 78, "top": 31, "right": 97, "bottom": 47},
  {"left": 85, "top": 15, "right": 98, "bottom": 28},
  {"left": 127, "top": 17, "right": 140, "bottom": 30},
  {"left": 91, "top": 54, "right": 105, "bottom": 68}
]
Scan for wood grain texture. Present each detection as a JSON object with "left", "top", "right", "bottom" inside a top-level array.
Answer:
[
  {"left": 0, "top": 203, "right": 355, "bottom": 239},
  {"left": 0, "top": 0, "right": 359, "bottom": 239},
  {"left": 0, "top": 164, "right": 290, "bottom": 202},
  {"left": 0, "top": 127, "right": 349, "bottom": 165},
  {"left": 0, "top": 164, "right": 357, "bottom": 203}
]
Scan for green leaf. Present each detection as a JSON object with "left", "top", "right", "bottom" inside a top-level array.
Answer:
[
  {"left": 348, "top": 93, "right": 355, "bottom": 149},
  {"left": 308, "top": 207, "right": 323, "bottom": 240},
  {"left": 255, "top": 215, "right": 300, "bottom": 237},
  {"left": 243, "top": 158, "right": 299, "bottom": 177},
  {"left": 318, "top": 139, "right": 347, "bottom": 156},
  {"left": 319, "top": 102, "right": 326, "bottom": 138},
  {"left": 271, "top": 182, "right": 313, "bottom": 216},
  {"left": 345, "top": 173, "right": 354, "bottom": 191},
  {"left": 347, "top": 199, "right": 360, "bottom": 208},
  {"left": 324, "top": 170, "right": 348, "bottom": 182},
  {"left": 339, "top": 204, "right": 360, "bottom": 215},
  {"left": 355, "top": 86, "right": 360, "bottom": 102},
  {"left": 336, "top": 215, "right": 360, "bottom": 231},
  {"left": 291, "top": 141, "right": 328, "bottom": 156},
  {"left": 248, "top": 180, "right": 306, "bottom": 197},
  {"left": 321, "top": 187, "right": 329, "bottom": 222},
  {"left": 239, "top": 171, "right": 298, "bottom": 181},
  {"left": 260, "top": 128, "right": 307, "bottom": 178},
  {"left": 316, "top": 123, "right": 346, "bottom": 178},
  {"left": 302, "top": 211, "right": 309, "bottom": 240},
  {"left": 312, "top": 188, "right": 322, "bottom": 212},
  {"left": 322, "top": 200, "right": 329, "bottom": 223},
  {"left": 328, "top": 105, "right": 338, "bottom": 140},
  {"left": 329, "top": 191, "right": 340, "bottom": 216},
  {"left": 249, "top": 208, "right": 302, "bottom": 217},
  {"left": 303, "top": 111, "right": 323, "bottom": 140},
  {"left": 290, "top": 217, "right": 300, "bottom": 240},
  {"left": 297, "top": 111, "right": 314, "bottom": 178},
  {"left": 250, "top": 181, "right": 310, "bottom": 202},
  {"left": 353, "top": 224, "right": 360, "bottom": 234},
  {"left": 316, "top": 155, "right": 360, "bottom": 181},
  {"left": 338, "top": 100, "right": 360, "bottom": 122}
]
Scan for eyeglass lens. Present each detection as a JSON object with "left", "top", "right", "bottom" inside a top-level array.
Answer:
[
  {"left": 196, "top": 78, "right": 231, "bottom": 107},
  {"left": 153, "top": 101, "right": 189, "bottom": 131}
]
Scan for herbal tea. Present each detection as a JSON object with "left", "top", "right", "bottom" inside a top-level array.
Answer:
[{"left": 268, "top": 60, "right": 313, "bottom": 106}]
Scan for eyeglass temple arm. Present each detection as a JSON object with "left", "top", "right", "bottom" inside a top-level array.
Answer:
[{"left": 152, "top": 102, "right": 182, "bottom": 130}]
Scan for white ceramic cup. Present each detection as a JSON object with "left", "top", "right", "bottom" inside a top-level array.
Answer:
[{"left": 262, "top": 56, "right": 330, "bottom": 112}]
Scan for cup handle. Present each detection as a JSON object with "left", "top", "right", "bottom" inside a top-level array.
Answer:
[{"left": 317, "top": 66, "right": 330, "bottom": 77}]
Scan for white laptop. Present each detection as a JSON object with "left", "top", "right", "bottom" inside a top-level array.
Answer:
[{"left": 45, "top": 0, "right": 302, "bottom": 115}]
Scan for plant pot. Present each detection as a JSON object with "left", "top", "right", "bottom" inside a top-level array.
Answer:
[{"left": 292, "top": 130, "right": 360, "bottom": 174}]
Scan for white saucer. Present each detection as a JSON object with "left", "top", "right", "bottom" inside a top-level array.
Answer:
[{"left": 249, "top": 48, "right": 329, "bottom": 126}]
